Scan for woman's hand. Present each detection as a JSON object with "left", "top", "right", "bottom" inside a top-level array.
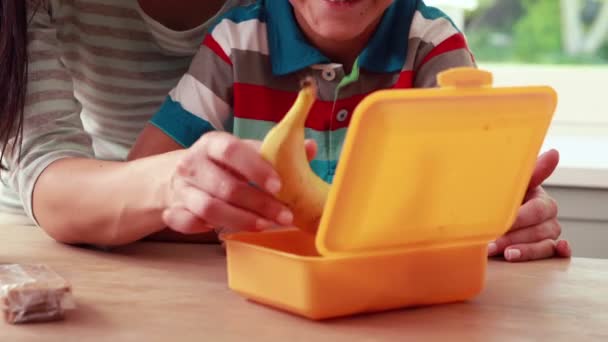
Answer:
[
  {"left": 162, "top": 131, "right": 318, "bottom": 235},
  {"left": 488, "top": 149, "right": 572, "bottom": 262}
]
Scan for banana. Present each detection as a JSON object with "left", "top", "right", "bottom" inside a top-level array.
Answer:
[{"left": 259, "top": 79, "right": 331, "bottom": 233}]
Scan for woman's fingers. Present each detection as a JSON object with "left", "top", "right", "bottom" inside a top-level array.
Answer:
[
  {"left": 201, "top": 132, "right": 282, "bottom": 194},
  {"left": 166, "top": 132, "right": 295, "bottom": 235},
  {"left": 178, "top": 185, "right": 273, "bottom": 232},
  {"left": 183, "top": 158, "right": 293, "bottom": 226},
  {"left": 166, "top": 133, "right": 321, "bottom": 235},
  {"left": 162, "top": 207, "right": 216, "bottom": 235}
]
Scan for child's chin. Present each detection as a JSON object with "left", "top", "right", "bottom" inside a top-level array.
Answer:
[{"left": 316, "top": 28, "right": 362, "bottom": 42}]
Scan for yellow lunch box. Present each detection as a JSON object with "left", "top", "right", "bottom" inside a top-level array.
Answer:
[{"left": 223, "top": 67, "right": 557, "bottom": 320}]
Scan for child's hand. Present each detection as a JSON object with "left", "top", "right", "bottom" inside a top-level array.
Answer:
[
  {"left": 488, "top": 149, "right": 572, "bottom": 262},
  {"left": 162, "top": 131, "right": 318, "bottom": 235}
]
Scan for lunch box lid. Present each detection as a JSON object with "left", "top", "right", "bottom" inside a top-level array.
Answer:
[{"left": 315, "top": 67, "right": 557, "bottom": 257}]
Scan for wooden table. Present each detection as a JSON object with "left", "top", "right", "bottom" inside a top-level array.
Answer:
[{"left": 1, "top": 225, "right": 607, "bottom": 341}]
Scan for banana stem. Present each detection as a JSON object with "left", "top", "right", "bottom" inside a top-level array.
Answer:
[{"left": 285, "top": 78, "right": 317, "bottom": 128}]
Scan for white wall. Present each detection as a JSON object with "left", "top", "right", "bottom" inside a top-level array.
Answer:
[
  {"left": 482, "top": 63, "right": 608, "bottom": 189},
  {"left": 425, "top": 0, "right": 479, "bottom": 29}
]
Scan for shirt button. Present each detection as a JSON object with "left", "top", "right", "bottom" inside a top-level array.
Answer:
[
  {"left": 336, "top": 109, "right": 349, "bottom": 122},
  {"left": 322, "top": 68, "right": 336, "bottom": 81}
]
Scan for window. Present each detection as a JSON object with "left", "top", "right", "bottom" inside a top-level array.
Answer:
[{"left": 428, "top": 0, "right": 608, "bottom": 188}]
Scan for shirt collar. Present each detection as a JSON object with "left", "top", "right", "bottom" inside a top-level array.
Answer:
[{"left": 264, "top": 0, "right": 417, "bottom": 76}]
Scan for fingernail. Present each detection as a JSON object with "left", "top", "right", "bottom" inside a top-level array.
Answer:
[
  {"left": 276, "top": 209, "right": 293, "bottom": 226},
  {"left": 505, "top": 249, "right": 521, "bottom": 261},
  {"left": 487, "top": 242, "right": 498, "bottom": 256},
  {"left": 265, "top": 178, "right": 281, "bottom": 194},
  {"left": 256, "top": 219, "right": 272, "bottom": 231}
]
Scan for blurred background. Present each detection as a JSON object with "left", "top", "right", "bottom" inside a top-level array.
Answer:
[{"left": 430, "top": 0, "right": 608, "bottom": 258}]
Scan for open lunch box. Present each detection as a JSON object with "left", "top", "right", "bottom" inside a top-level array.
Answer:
[{"left": 223, "top": 67, "right": 558, "bottom": 320}]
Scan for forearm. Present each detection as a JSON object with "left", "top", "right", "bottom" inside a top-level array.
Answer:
[{"left": 32, "top": 151, "right": 184, "bottom": 246}]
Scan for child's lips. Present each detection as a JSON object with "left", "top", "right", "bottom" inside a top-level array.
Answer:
[{"left": 322, "top": 0, "right": 363, "bottom": 8}]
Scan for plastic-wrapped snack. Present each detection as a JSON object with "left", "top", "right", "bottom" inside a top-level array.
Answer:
[{"left": 0, "top": 264, "right": 75, "bottom": 324}]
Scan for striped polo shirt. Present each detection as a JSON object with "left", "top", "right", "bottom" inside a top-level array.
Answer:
[{"left": 151, "top": 0, "right": 476, "bottom": 183}]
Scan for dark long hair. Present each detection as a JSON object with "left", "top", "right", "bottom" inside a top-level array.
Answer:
[{"left": 0, "top": 0, "right": 31, "bottom": 170}]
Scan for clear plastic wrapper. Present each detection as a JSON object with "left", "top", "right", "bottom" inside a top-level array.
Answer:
[{"left": 0, "top": 264, "right": 75, "bottom": 324}]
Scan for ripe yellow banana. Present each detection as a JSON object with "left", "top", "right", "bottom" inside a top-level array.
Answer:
[{"left": 259, "top": 79, "right": 330, "bottom": 233}]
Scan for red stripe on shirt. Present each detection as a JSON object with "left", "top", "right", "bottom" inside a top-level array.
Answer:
[
  {"left": 202, "top": 35, "right": 232, "bottom": 66},
  {"left": 393, "top": 70, "right": 414, "bottom": 88},
  {"left": 233, "top": 83, "right": 366, "bottom": 131},
  {"left": 419, "top": 33, "right": 469, "bottom": 68}
]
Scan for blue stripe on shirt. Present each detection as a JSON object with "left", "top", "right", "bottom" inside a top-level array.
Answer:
[
  {"left": 150, "top": 95, "right": 215, "bottom": 148},
  {"left": 310, "top": 159, "right": 338, "bottom": 184}
]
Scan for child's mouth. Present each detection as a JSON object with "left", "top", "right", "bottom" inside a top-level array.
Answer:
[{"left": 323, "top": 0, "right": 361, "bottom": 7}]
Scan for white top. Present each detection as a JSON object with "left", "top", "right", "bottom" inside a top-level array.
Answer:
[{"left": 0, "top": 0, "right": 239, "bottom": 223}]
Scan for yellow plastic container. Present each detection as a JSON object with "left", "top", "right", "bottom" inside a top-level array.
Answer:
[{"left": 224, "top": 67, "right": 558, "bottom": 320}]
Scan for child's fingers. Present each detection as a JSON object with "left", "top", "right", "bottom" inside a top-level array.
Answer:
[
  {"left": 180, "top": 158, "right": 293, "bottom": 226},
  {"left": 503, "top": 239, "right": 557, "bottom": 262},
  {"left": 555, "top": 240, "right": 572, "bottom": 258},
  {"left": 488, "top": 219, "right": 561, "bottom": 257},
  {"left": 304, "top": 139, "right": 318, "bottom": 162},
  {"left": 202, "top": 132, "right": 282, "bottom": 195},
  {"left": 527, "top": 149, "right": 560, "bottom": 192},
  {"left": 511, "top": 189, "right": 558, "bottom": 230}
]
